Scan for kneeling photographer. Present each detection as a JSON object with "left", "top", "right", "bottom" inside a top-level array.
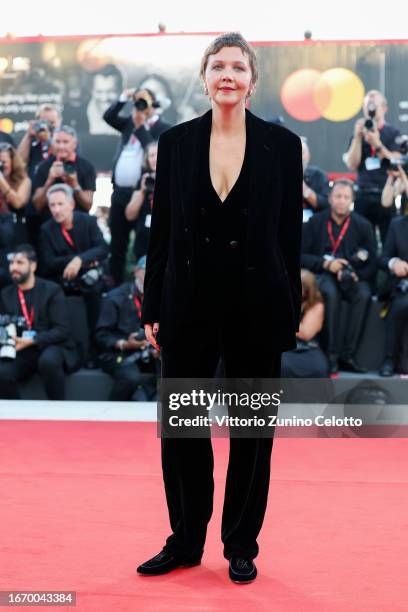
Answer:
[
  {"left": 0, "top": 244, "right": 78, "bottom": 399},
  {"left": 95, "top": 257, "right": 159, "bottom": 401},
  {"left": 38, "top": 184, "right": 109, "bottom": 363},
  {"left": 301, "top": 179, "right": 377, "bottom": 374},
  {"left": 378, "top": 215, "right": 408, "bottom": 376}
]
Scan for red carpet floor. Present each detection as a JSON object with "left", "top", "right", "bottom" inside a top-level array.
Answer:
[{"left": 1, "top": 420, "right": 408, "bottom": 611}]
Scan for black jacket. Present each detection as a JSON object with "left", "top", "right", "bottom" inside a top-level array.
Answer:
[
  {"left": 95, "top": 282, "right": 142, "bottom": 363},
  {"left": 379, "top": 216, "right": 408, "bottom": 271},
  {"left": 301, "top": 209, "right": 377, "bottom": 281},
  {"left": 303, "top": 165, "right": 330, "bottom": 211},
  {"left": 103, "top": 100, "right": 171, "bottom": 184},
  {"left": 0, "top": 277, "right": 78, "bottom": 370},
  {"left": 141, "top": 108, "right": 303, "bottom": 352},
  {"left": 38, "top": 211, "right": 108, "bottom": 279}
]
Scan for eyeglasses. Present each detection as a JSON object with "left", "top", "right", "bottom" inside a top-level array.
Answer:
[
  {"left": 53, "top": 125, "right": 77, "bottom": 138},
  {"left": 0, "top": 142, "right": 13, "bottom": 152}
]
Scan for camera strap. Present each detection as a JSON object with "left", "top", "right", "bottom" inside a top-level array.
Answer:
[
  {"left": 327, "top": 216, "right": 351, "bottom": 256},
  {"left": 18, "top": 288, "right": 34, "bottom": 330},
  {"left": 132, "top": 294, "right": 143, "bottom": 319},
  {"left": 60, "top": 225, "right": 76, "bottom": 250}
]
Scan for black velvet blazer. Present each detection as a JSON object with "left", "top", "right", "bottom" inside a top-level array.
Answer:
[{"left": 141, "top": 108, "right": 303, "bottom": 352}]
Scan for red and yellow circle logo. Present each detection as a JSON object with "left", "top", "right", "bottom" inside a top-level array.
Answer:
[
  {"left": 0, "top": 118, "right": 14, "bottom": 133},
  {"left": 281, "top": 68, "right": 365, "bottom": 122}
]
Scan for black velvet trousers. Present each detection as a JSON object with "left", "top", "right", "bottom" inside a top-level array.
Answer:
[{"left": 159, "top": 324, "right": 281, "bottom": 562}]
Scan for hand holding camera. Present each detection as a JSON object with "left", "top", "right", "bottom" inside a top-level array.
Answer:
[
  {"left": 48, "top": 160, "right": 65, "bottom": 181},
  {"left": 126, "top": 332, "right": 148, "bottom": 351},
  {"left": 63, "top": 256, "right": 82, "bottom": 281},
  {"left": 325, "top": 258, "right": 348, "bottom": 274},
  {"left": 392, "top": 259, "right": 408, "bottom": 278},
  {"left": 140, "top": 172, "right": 156, "bottom": 195}
]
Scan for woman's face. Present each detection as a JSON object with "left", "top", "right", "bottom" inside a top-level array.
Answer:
[
  {"left": 204, "top": 46, "right": 252, "bottom": 109},
  {"left": 0, "top": 151, "right": 12, "bottom": 178},
  {"left": 147, "top": 146, "right": 158, "bottom": 171}
]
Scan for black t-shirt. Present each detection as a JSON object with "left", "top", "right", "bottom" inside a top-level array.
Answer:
[
  {"left": 351, "top": 123, "right": 400, "bottom": 189},
  {"left": 32, "top": 155, "right": 96, "bottom": 218},
  {"left": 322, "top": 215, "right": 349, "bottom": 259},
  {"left": 133, "top": 177, "right": 154, "bottom": 259},
  {"left": 28, "top": 141, "right": 52, "bottom": 180}
]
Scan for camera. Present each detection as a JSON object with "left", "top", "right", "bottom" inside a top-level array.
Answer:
[
  {"left": 122, "top": 328, "right": 152, "bottom": 365},
  {"left": 144, "top": 173, "right": 155, "bottom": 195},
  {"left": 61, "top": 265, "right": 103, "bottom": 294},
  {"left": 396, "top": 278, "right": 408, "bottom": 294},
  {"left": 364, "top": 103, "right": 377, "bottom": 131},
  {"left": 339, "top": 249, "right": 369, "bottom": 292},
  {"left": 133, "top": 90, "right": 159, "bottom": 112},
  {"left": 381, "top": 135, "right": 408, "bottom": 173},
  {"left": 63, "top": 161, "right": 76, "bottom": 175},
  {"left": 33, "top": 120, "right": 50, "bottom": 134},
  {"left": 0, "top": 314, "right": 27, "bottom": 360}
]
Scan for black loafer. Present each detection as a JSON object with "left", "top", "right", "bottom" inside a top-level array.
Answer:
[
  {"left": 338, "top": 357, "right": 368, "bottom": 374},
  {"left": 229, "top": 557, "right": 257, "bottom": 584},
  {"left": 137, "top": 549, "right": 201, "bottom": 576}
]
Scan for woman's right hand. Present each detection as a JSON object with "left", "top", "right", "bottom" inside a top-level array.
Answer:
[{"left": 145, "top": 322, "right": 160, "bottom": 351}]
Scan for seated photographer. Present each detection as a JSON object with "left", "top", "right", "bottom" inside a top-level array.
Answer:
[
  {"left": 0, "top": 143, "right": 31, "bottom": 246},
  {"left": 381, "top": 158, "right": 408, "bottom": 216},
  {"left": 32, "top": 125, "right": 96, "bottom": 220},
  {"left": 17, "top": 103, "right": 62, "bottom": 180},
  {"left": 301, "top": 178, "right": 377, "bottom": 374},
  {"left": 281, "top": 269, "right": 329, "bottom": 378},
  {"left": 0, "top": 244, "right": 78, "bottom": 400},
  {"left": 103, "top": 88, "right": 170, "bottom": 285},
  {"left": 301, "top": 137, "right": 330, "bottom": 219},
  {"left": 95, "top": 256, "right": 159, "bottom": 401},
  {"left": 378, "top": 215, "right": 408, "bottom": 376},
  {"left": 125, "top": 141, "right": 157, "bottom": 260},
  {"left": 38, "top": 184, "right": 109, "bottom": 360}
]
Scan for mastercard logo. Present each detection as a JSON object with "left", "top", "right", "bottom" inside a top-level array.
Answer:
[
  {"left": 0, "top": 118, "right": 14, "bottom": 133},
  {"left": 280, "top": 68, "right": 365, "bottom": 122}
]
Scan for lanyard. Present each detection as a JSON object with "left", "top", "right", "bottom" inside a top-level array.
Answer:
[
  {"left": 327, "top": 216, "right": 351, "bottom": 256},
  {"left": 18, "top": 288, "right": 34, "bottom": 330},
  {"left": 61, "top": 225, "right": 75, "bottom": 249},
  {"left": 133, "top": 294, "right": 143, "bottom": 319}
]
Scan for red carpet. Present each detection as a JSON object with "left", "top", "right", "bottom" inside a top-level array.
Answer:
[{"left": 1, "top": 420, "right": 408, "bottom": 611}]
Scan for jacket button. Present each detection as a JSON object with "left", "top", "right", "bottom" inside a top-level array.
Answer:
[
  {"left": 186, "top": 258, "right": 190, "bottom": 266},
  {"left": 204, "top": 236, "right": 210, "bottom": 244},
  {"left": 184, "top": 227, "right": 188, "bottom": 233},
  {"left": 200, "top": 207, "right": 206, "bottom": 215},
  {"left": 229, "top": 240, "right": 239, "bottom": 248}
]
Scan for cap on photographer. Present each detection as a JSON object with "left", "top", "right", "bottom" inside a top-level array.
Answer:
[
  {"left": 344, "top": 89, "right": 401, "bottom": 245},
  {"left": 32, "top": 125, "right": 96, "bottom": 219},
  {"left": 102, "top": 87, "right": 171, "bottom": 286}
]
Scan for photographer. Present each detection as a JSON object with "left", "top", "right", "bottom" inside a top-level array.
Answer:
[
  {"left": 95, "top": 257, "right": 159, "bottom": 401},
  {"left": 103, "top": 88, "right": 170, "bottom": 285},
  {"left": 301, "top": 137, "right": 330, "bottom": 217},
  {"left": 301, "top": 179, "right": 377, "bottom": 374},
  {"left": 17, "top": 103, "right": 62, "bottom": 180},
  {"left": 378, "top": 216, "right": 408, "bottom": 376},
  {"left": 281, "top": 269, "right": 329, "bottom": 377},
  {"left": 32, "top": 125, "right": 96, "bottom": 219},
  {"left": 0, "top": 143, "right": 31, "bottom": 246},
  {"left": 38, "top": 184, "right": 109, "bottom": 362},
  {"left": 381, "top": 139, "right": 408, "bottom": 215},
  {"left": 125, "top": 141, "right": 157, "bottom": 260},
  {"left": 0, "top": 244, "right": 78, "bottom": 399},
  {"left": 344, "top": 90, "right": 401, "bottom": 245}
]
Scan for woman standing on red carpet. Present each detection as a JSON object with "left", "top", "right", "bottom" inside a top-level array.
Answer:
[{"left": 138, "top": 32, "right": 303, "bottom": 583}]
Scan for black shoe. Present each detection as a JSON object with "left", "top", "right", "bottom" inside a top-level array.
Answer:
[
  {"left": 228, "top": 557, "right": 257, "bottom": 584},
  {"left": 338, "top": 356, "right": 368, "bottom": 373},
  {"left": 136, "top": 549, "right": 201, "bottom": 576},
  {"left": 379, "top": 357, "right": 395, "bottom": 377},
  {"left": 329, "top": 355, "right": 338, "bottom": 374}
]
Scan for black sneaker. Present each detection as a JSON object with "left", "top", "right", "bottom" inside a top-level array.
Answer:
[
  {"left": 137, "top": 549, "right": 201, "bottom": 576},
  {"left": 228, "top": 557, "right": 257, "bottom": 584}
]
